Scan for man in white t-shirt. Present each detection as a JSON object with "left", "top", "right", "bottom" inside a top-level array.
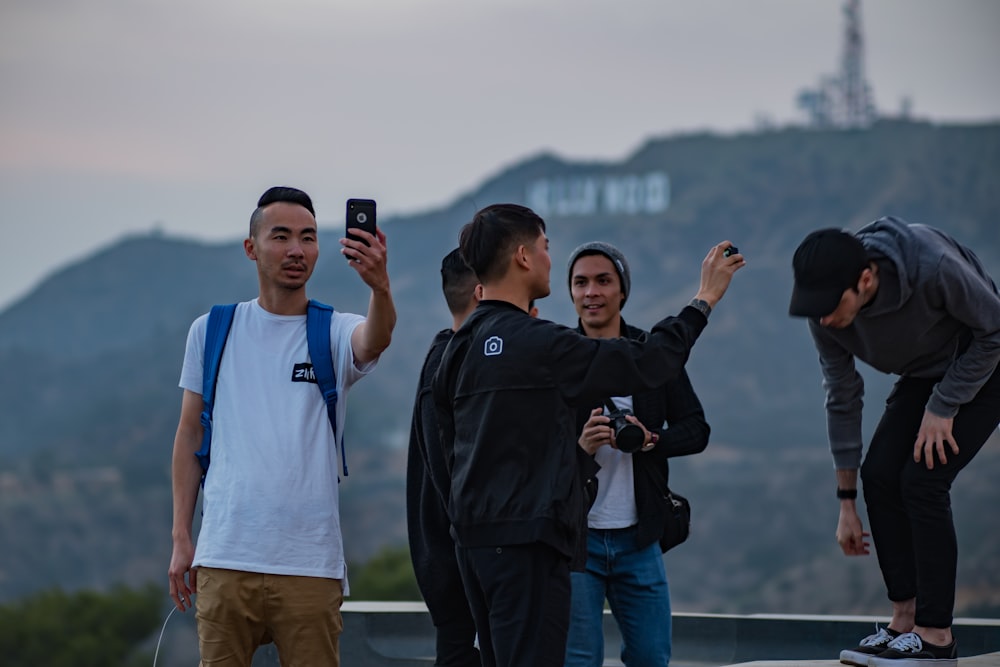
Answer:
[
  {"left": 565, "top": 242, "right": 712, "bottom": 667},
  {"left": 167, "top": 186, "right": 396, "bottom": 666}
]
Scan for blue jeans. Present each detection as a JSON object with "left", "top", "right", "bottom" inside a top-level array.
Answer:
[{"left": 565, "top": 526, "right": 672, "bottom": 667}]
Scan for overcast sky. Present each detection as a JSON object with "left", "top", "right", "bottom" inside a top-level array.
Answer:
[{"left": 2, "top": 0, "right": 998, "bottom": 311}]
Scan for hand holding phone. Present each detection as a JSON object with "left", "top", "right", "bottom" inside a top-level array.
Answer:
[{"left": 346, "top": 198, "right": 377, "bottom": 248}]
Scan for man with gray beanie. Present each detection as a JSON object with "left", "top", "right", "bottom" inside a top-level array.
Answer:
[
  {"left": 564, "top": 242, "right": 711, "bottom": 667},
  {"left": 789, "top": 217, "right": 1000, "bottom": 666}
]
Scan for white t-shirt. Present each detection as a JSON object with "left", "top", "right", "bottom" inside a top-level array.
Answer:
[
  {"left": 179, "top": 299, "right": 374, "bottom": 587},
  {"left": 588, "top": 396, "right": 639, "bottom": 529}
]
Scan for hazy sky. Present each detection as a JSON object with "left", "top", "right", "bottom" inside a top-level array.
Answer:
[{"left": 2, "top": 0, "right": 998, "bottom": 311}]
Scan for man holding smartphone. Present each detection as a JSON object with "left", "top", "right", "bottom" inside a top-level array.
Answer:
[
  {"left": 433, "top": 203, "right": 743, "bottom": 667},
  {"left": 168, "top": 186, "right": 396, "bottom": 666}
]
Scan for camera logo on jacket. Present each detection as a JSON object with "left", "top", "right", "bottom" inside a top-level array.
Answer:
[{"left": 484, "top": 336, "right": 504, "bottom": 357}]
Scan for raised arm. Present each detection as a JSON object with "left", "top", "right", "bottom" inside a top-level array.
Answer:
[{"left": 343, "top": 227, "right": 397, "bottom": 364}]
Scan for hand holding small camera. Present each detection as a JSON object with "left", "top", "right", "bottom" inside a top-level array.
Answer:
[{"left": 694, "top": 240, "right": 745, "bottom": 308}]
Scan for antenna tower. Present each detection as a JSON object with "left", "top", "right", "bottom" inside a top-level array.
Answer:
[{"left": 797, "top": 0, "right": 877, "bottom": 129}]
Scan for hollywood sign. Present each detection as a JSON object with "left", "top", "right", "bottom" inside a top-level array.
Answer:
[{"left": 525, "top": 172, "right": 670, "bottom": 218}]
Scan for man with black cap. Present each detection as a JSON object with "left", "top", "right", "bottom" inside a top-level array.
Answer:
[
  {"left": 564, "top": 242, "right": 710, "bottom": 667},
  {"left": 789, "top": 217, "right": 1000, "bottom": 666}
]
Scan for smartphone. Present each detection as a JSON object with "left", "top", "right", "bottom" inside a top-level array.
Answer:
[{"left": 346, "top": 198, "right": 377, "bottom": 246}]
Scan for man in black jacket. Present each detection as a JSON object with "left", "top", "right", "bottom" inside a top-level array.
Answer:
[
  {"left": 407, "top": 248, "right": 482, "bottom": 667},
  {"left": 565, "top": 242, "right": 710, "bottom": 667},
  {"left": 433, "top": 204, "right": 743, "bottom": 667}
]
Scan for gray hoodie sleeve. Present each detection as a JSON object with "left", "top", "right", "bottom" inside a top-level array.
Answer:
[
  {"left": 808, "top": 319, "right": 866, "bottom": 470},
  {"left": 925, "top": 251, "right": 1000, "bottom": 417}
]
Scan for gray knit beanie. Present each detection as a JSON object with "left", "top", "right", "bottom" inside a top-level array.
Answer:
[{"left": 566, "top": 241, "right": 631, "bottom": 306}]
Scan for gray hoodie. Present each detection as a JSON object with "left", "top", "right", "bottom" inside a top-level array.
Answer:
[{"left": 807, "top": 216, "right": 1000, "bottom": 469}]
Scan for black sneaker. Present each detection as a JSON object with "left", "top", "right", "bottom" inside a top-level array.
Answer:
[
  {"left": 868, "top": 631, "right": 958, "bottom": 667},
  {"left": 840, "top": 625, "right": 901, "bottom": 666}
]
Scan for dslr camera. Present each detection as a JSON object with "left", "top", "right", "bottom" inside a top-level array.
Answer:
[{"left": 606, "top": 407, "right": 646, "bottom": 454}]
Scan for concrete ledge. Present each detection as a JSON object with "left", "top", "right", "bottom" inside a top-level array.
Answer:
[{"left": 338, "top": 603, "right": 1000, "bottom": 667}]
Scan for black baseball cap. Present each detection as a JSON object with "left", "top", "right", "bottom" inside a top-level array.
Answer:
[{"left": 789, "top": 228, "right": 869, "bottom": 318}]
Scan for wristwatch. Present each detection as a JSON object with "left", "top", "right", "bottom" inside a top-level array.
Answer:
[{"left": 688, "top": 298, "right": 712, "bottom": 318}]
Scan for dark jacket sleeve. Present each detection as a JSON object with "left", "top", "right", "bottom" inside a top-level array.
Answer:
[
  {"left": 554, "top": 307, "right": 708, "bottom": 407},
  {"left": 412, "top": 332, "right": 454, "bottom": 507},
  {"left": 654, "top": 368, "right": 710, "bottom": 459}
]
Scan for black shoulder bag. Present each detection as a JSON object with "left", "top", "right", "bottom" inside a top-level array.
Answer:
[{"left": 659, "top": 488, "right": 691, "bottom": 552}]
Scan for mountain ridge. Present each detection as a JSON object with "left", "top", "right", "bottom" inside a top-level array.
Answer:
[{"left": 1, "top": 119, "right": 998, "bottom": 618}]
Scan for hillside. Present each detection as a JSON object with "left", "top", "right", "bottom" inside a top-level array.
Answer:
[{"left": 1, "top": 119, "right": 998, "bottom": 618}]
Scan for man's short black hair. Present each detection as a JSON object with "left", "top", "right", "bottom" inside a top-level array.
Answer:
[
  {"left": 250, "top": 186, "right": 315, "bottom": 237},
  {"left": 458, "top": 204, "right": 546, "bottom": 284},
  {"left": 440, "top": 247, "right": 478, "bottom": 316}
]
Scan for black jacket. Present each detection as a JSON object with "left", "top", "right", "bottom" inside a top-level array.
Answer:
[
  {"left": 406, "top": 329, "right": 479, "bottom": 630},
  {"left": 433, "top": 300, "right": 708, "bottom": 564},
  {"left": 575, "top": 318, "right": 710, "bottom": 551},
  {"left": 406, "top": 330, "right": 457, "bottom": 593}
]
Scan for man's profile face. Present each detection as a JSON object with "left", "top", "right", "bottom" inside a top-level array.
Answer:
[
  {"left": 571, "top": 254, "right": 624, "bottom": 332},
  {"left": 816, "top": 266, "right": 876, "bottom": 329},
  {"left": 818, "top": 287, "right": 865, "bottom": 328},
  {"left": 528, "top": 232, "right": 552, "bottom": 299}
]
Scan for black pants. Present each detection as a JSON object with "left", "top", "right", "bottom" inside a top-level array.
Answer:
[
  {"left": 456, "top": 542, "right": 571, "bottom": 667},
  {"left": 861, "top": 366, "right": 1000, "bottom": 628},
  {"left": 406, "top": 446, "right": 480, "bottom": 667}
]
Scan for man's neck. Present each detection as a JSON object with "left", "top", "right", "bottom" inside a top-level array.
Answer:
[
  {"left": 481, "top": 284, "right": 532, "bottom": 313},
  {"left": 257, "top": 287, "right": 309, "bottom": 316},
  {"left": 581, "top": 315, "right": 622, "bottom": 340}
]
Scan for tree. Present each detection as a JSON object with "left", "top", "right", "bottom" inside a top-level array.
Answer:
[
  {"left": 0, "top": 583, "right": 163, "bottom": 667},
  {"left": 349, "top": 545, "right": 422, "bottom": 601}
]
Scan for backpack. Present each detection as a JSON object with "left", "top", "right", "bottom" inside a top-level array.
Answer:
[{"left": 195, "top": 299, "right": 348, "bottom": 485}]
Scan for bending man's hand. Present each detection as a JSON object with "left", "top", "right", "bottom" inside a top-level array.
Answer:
[
  {"left": 913, "top": 409, "right": 958, "bottom": 470},
  {"left": 836, "top": 506, "right": 870, "bottom": 556}
]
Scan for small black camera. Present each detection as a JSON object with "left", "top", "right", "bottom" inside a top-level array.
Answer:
[
  {"left": 723, "top": 245, "right": 739, "bottom": 257},
  {"left": 607, "top": 408, "right": 646, "bottom": 454}
]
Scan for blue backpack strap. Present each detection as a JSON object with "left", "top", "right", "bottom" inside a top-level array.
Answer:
[
  {"left": 196, "top": 304, "right": 237, "bottom": 485},
  {"left": 307, "top": 299, "right": 346, "bottom": 477}
]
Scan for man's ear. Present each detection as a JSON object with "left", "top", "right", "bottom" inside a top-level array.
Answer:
[
  {"left": 514, "top": 244, "right": 531, "bottom": 270},
  {"left": 244, "top": 237, "right": 257, "bottom": 261},
  {"left": 859, "top": 265, "right": 874, "bottom": 290}
]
